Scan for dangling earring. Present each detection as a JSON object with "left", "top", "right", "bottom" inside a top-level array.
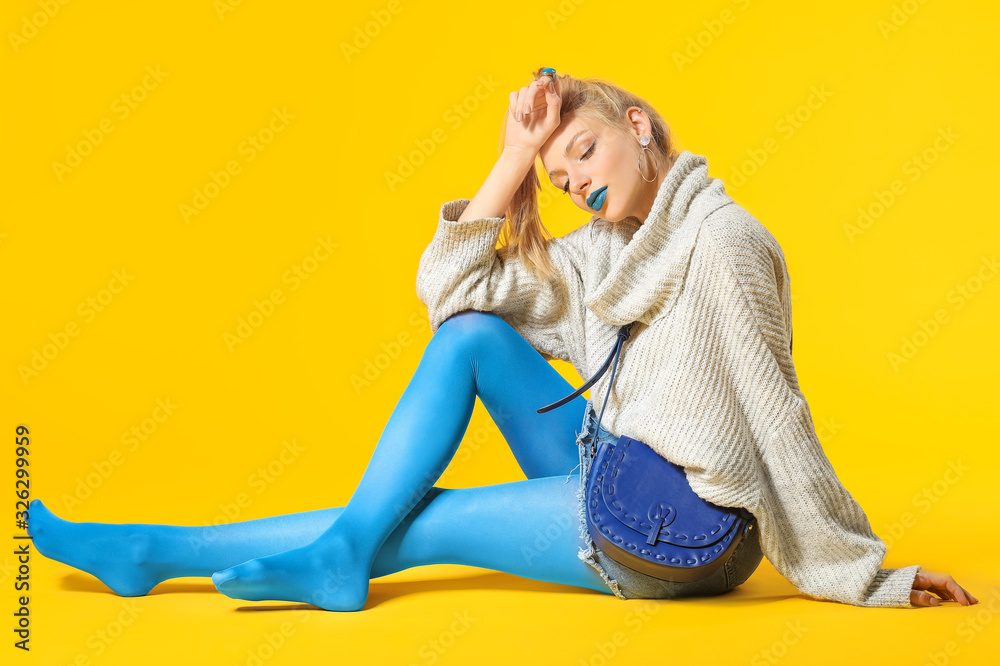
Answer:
[
  {"left": 634, "top": 108, "right": 658, "bottom": 183},
  {"left": 637, "top": 134, "right": 658, "bottom": 183}
]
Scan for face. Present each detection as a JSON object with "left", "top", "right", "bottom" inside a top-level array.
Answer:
[{"left": 538, "top": 109, "right": 663, "bottom": 224}]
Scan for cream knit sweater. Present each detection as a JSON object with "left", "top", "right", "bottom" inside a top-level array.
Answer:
[{"left": 415, "top": 150, "right": 920, "bottom": 607}]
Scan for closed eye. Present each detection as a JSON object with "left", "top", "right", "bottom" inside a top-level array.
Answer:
[{"left": 562, "top": 140, "right": 597, "bottom": 194}]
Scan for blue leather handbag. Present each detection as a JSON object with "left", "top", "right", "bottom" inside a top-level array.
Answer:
[{"left": 537, "top": 323, "right": 757, "bottom": 583}]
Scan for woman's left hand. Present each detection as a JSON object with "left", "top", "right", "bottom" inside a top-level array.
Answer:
[{"left": 910, "top": 569, "right": 979, "bottom": 607}]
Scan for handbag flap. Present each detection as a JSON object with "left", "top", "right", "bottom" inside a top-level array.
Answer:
[{"left": 592, "top": 436, "right": 741, "bottom": 549}]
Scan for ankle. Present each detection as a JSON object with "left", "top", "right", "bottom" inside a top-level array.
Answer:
[{"left": 314, "top": 525, "right": 376, "bottom": 562}]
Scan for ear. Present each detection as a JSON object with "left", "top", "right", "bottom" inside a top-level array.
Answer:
[{"left": 626, "top": 106, "right": 649, "bottom": 139}]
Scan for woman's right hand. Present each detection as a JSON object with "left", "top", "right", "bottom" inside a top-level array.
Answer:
[
  {"left": 504, "top": 74, "right": 561, "bottom": 156},
  {"left": 909, "top": 569, "right": 978, "bottom": 607}
]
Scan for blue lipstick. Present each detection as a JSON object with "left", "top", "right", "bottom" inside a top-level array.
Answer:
[{"left": 587, "top": 185, "right": 608, "bottom": 211}]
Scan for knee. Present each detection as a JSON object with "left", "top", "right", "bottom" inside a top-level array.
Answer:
[{"left": 435, "top": 310, "right": 512, "bottom": 350}]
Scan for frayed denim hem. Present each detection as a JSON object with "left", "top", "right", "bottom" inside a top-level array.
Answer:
[{"left": 571, "top": 398, "right": 629, "bottom": 600}]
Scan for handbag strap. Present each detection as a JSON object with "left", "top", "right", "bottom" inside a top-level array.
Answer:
[{"left": 536, "top": 323, "right": 634, "bottom": 441}]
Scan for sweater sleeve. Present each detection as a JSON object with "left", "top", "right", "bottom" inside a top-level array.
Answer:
[
  {"left": 759, "top": 398, "right": 921, "bottom": 607},
  {"left": 706, "top": 211, "right": 920, "bottom": 608},
  {"left": 415, "top": 198, "right": 582, "bottom": 363}
]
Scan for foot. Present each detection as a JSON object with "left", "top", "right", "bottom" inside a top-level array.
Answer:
[
  {"left": 26, "top": 499, "right": 171, "bottom": 597},
  {"left": 211, "top": 532, "right": 370, "bottom": 611}
]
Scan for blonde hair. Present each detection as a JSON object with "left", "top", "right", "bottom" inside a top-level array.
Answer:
[{"left": 496, "top": 67, "right": 680, "bottom": 282}]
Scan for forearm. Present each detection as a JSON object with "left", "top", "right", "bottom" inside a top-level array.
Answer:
[{"left": 458, "top": 147, "right": 537, "bottom": 223}]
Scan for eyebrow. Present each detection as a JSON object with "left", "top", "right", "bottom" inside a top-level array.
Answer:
[{"left": 546, "top": 130, "right": 589, "bottom": 182}]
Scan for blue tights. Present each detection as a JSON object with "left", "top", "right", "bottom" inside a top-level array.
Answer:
[{"left": 27, "top": 311, "right": 614, "bottom": 610}]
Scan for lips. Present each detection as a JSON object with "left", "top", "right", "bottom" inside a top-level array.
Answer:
[{"left": 587, "top": 185, "right": 608, "bottom": 211}]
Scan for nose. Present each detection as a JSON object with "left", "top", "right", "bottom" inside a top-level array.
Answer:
[{"left": 569, "top": 174, "right": 591, "bottom": 199}]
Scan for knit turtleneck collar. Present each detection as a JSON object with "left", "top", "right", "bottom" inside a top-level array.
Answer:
[{"left": 583, "top": 150, "right": 734, "bottom": 326}]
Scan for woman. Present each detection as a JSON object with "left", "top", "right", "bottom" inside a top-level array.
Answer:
[{"left": 27, "top": 68, "right": 976, "bottom": 611}]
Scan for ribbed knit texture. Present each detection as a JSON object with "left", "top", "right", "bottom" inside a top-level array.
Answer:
[{"left": 415, "top": 150, "right": 920, "bottom": 608}]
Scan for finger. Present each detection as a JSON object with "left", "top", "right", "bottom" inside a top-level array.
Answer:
[
  {"left": 544, "top": 79, "right": 561, "bottom": 125},
  {"left": 535, "top": 75, "right": 555, "bottom": 111},
  {"left": 509, "top": 91, "right": 519, "bottom": 120},
  {"left": 534, "top": 79, "right": 555, "bottom": 113},
  {"left": 945, "top": 579, "right": 975, "bottom": 606},
  {"left": 515, "top": 85, "right": 530, "bottom": 121},
  {"left": 911, "top": 589, "right": 942, "bottom": 607},
  {"left": 926, "top": 576, "right": 973, "bottom": 606},
  {"left": 927, "top": 584, "right": 959, "bottom": 604},
  {"left": 524, "top": 80, "right": 545, "bottom": 116}
]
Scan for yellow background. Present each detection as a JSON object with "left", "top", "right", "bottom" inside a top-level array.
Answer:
[{"left": 3, "top": 0, "right": 998, "bottom": 663}]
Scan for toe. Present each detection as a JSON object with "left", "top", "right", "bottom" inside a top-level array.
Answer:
[{"left": 212, "top": 569, "right": 237, "bottom": 588}]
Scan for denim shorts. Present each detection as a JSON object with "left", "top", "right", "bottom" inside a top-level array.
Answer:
[{"left": 570, "top": 399, "right": 764, "bottom": 600}]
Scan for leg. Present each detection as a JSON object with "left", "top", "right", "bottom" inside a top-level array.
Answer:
[
  {"left": 455, "top": 312, "right": 589, "bottom": 481},
  {"left": 26, "top": 476, "right": 613, "bottom": 597},
  {"left": 213, "top": 311, "right": 590, "bottom": 610},
  {"left": 392, "top": 475, "right": 611, "bottom": 594}
]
